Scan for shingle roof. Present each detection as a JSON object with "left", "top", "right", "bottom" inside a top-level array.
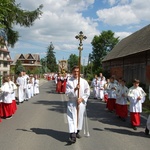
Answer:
[
  {"left": 11, "top": 53, "right": 41, "bottom": 66},
  {"left": 102, "top": 24, "right": 150, "bottom": 62}
]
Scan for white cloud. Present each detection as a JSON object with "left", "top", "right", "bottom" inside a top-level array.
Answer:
[
  {"left": 10, "top": 0, "right": 99, "bottom": 60},
  {"left": 9, "top": 0, "right": 149, "bottom": 62},
  {"left": 97, "top": 5, "right": 139, "bottom": 26},
  {"left": 114, "top": 31, "right": 132, "bottom": 40},
  {"left": 108, "top": 0, "right": 117, "bottom": 6},
  {"left": 97, "top": 0, "right": 150, "bottom": 26},
  {"left": 107, "top": 0, "right": 130, "bottom": 6},
  {"left": 131, "top": 0, "right": 150, "bottom": 21}
]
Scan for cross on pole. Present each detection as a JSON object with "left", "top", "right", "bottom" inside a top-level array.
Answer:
[
  {"left": 75, "top": 31, "right": 87, "bottom": 127},
  {"left": 75, "top": 31, "right": 87, "bottom": 98}
]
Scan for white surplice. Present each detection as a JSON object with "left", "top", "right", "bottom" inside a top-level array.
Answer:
[
  {"left": 65, "top": 77, "right": 90, "bottom": 133},
  {"left": 16, "top": 76, "right": 25, "bottom": 103},
  {"left": 128, "top": 86, "right": 146, "bottom": 112}
]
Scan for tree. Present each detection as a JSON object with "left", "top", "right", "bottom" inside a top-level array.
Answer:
[
  {"left": 0, "top": 0, "right": 11, "bottom": 28},
  {"left": 14, "top": 60, "right": 24, "bottom": 75},
  {"left": 0, "top": 0, "right": 43, "bottom": 47},
  {"left": 40, "top": 57, "right": 46, "bottom": 73},
  {"left": 67, "top": 54, "right": 79, "bottom": 72},
  {"left": 91, "top": 30, "right": 119, "bottom": 73},
  {"left": 46, "top": 42, "right": 58, "bottom": 72}
]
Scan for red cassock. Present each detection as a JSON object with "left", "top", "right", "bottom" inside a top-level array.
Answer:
[
  {"left": 1, "top": 81, "right": 17, "bottom": 118},
  {"left": 130, "top": 112, "right": 140, "bottom": 126},
  {"left": 115, "top": 103, "right": 128, "bottom": 118},
  {"left": 61, "top": 78, "right": 67, "bottom": 93},
  {"left": 1, "top": 102, "right": 13, "bottom": 118},
  {"left": 104, "top": 94, "right": 108, "bottom": 103},
  {"left": 56, "top": 77, "right": 62, "bottom": 93},
  {"left": 106, "top": 98, "right": 116, "bottom": 111}
]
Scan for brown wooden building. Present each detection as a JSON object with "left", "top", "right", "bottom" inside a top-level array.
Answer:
[
  {"left": 102, "top": 24, "right": 150, "bottom": 87},
  {"left": 11, "top": 53, "right": 41, "bottom": 73}
]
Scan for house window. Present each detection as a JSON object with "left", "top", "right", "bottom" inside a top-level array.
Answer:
[
  {"left": 30, "top": 61, "right": 34, "bottom": 64},
  {"left": 1, "top": 45, "right": 4, "bottom": 48},
  {"left": 3, "top": 62, "right": 7, "bottom": 67},
  {"left": 3, "top": 71, "right": 7, "bottom": 75},
  {"left": 3, "top": 53, "right": 7, "bottom": 57}
]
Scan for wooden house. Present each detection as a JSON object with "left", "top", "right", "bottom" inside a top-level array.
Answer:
[{"left": 102, "top": 24, "right": 150, "bottom": 87}]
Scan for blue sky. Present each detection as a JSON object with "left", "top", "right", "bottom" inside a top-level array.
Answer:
[{"left": 9, "top": 0, "right": 150, "bottom": 65}]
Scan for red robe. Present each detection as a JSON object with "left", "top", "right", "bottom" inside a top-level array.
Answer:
[
  {"left": 61, "top": 78, "right": 67, "bottom": 93},
  {"left": 56, "top": 77, "right": 62, "bottom": 93}
]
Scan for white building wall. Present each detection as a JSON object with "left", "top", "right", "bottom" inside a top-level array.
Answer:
[{"left": 0, "top": 45, "right": 11, "bottom": 75}]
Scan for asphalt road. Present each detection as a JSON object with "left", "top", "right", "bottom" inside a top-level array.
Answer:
[{"left": 0, "top": 80, "right": 149, "bottom": 150}]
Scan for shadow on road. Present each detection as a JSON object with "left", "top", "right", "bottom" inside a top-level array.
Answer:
[
  {"left": 105, "top": 128, "right": 150, "bottom": 138},
  {"left": 33, "top": 100, "right": 67, "bottom": 114},
  {"left": 30, "top": 128, "right": 69, "bottom": 142},
  {"left": 17, "top": 128, "right": 69, "bottom": 143},
  {"left": 92, "top": 127, "right": 150, "bottom": 138}
]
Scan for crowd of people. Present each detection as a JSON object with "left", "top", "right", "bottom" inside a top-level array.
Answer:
[
  {"left": 53, "top": 70, "right": 150, "bottom": 143},
  {"left": 0, "top": 68, "right": 149, "bottom": 143},
  {"left": 0, "top": 70, "right": 40, "bottom": 122},
  {"left": 91, "top": 72, "right": 150, "bottom": 133}
]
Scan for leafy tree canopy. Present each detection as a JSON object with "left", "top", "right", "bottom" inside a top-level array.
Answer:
[
  {"left": 14, "top": 60, "right": 24, "bottom": 75},
  {"left": 46, "top": 42, "right": 58, "bottom": 72},
  {"left": 90, "top": 30, "right": 119, "bottom": 71},
  {"left": 67, "top": 54, "right": 79, "bottom": 72},
  {"left": 0, "top": 0, "right": 43, "bottom": 47}
]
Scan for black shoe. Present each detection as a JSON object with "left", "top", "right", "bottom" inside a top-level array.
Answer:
[
  {"left": 117, "top": 116, "right": 121, "bottom": 119},
  {"left": 76, "top": 132, "right": 82, "bottom": 138},
  {"left": 68, "top": 137, "right": 76, "bottom": 143},
  {"left": 121, "top": 118, "right": 126, "bottom": 122},
  {"left": 68, "top": 133, "right": 76, "bottom": 143},
  {"left": 145, "top": 127, "right": 149, "bottom": 135},
  {"left": 109, "top": 110, "right": 113, "bottom": 113},
  {"left": 76, "top": 130, "right": 81, "bottom": 139},
  {"left": 132, "top": 126, "right": 137, "bottom": 130}
]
